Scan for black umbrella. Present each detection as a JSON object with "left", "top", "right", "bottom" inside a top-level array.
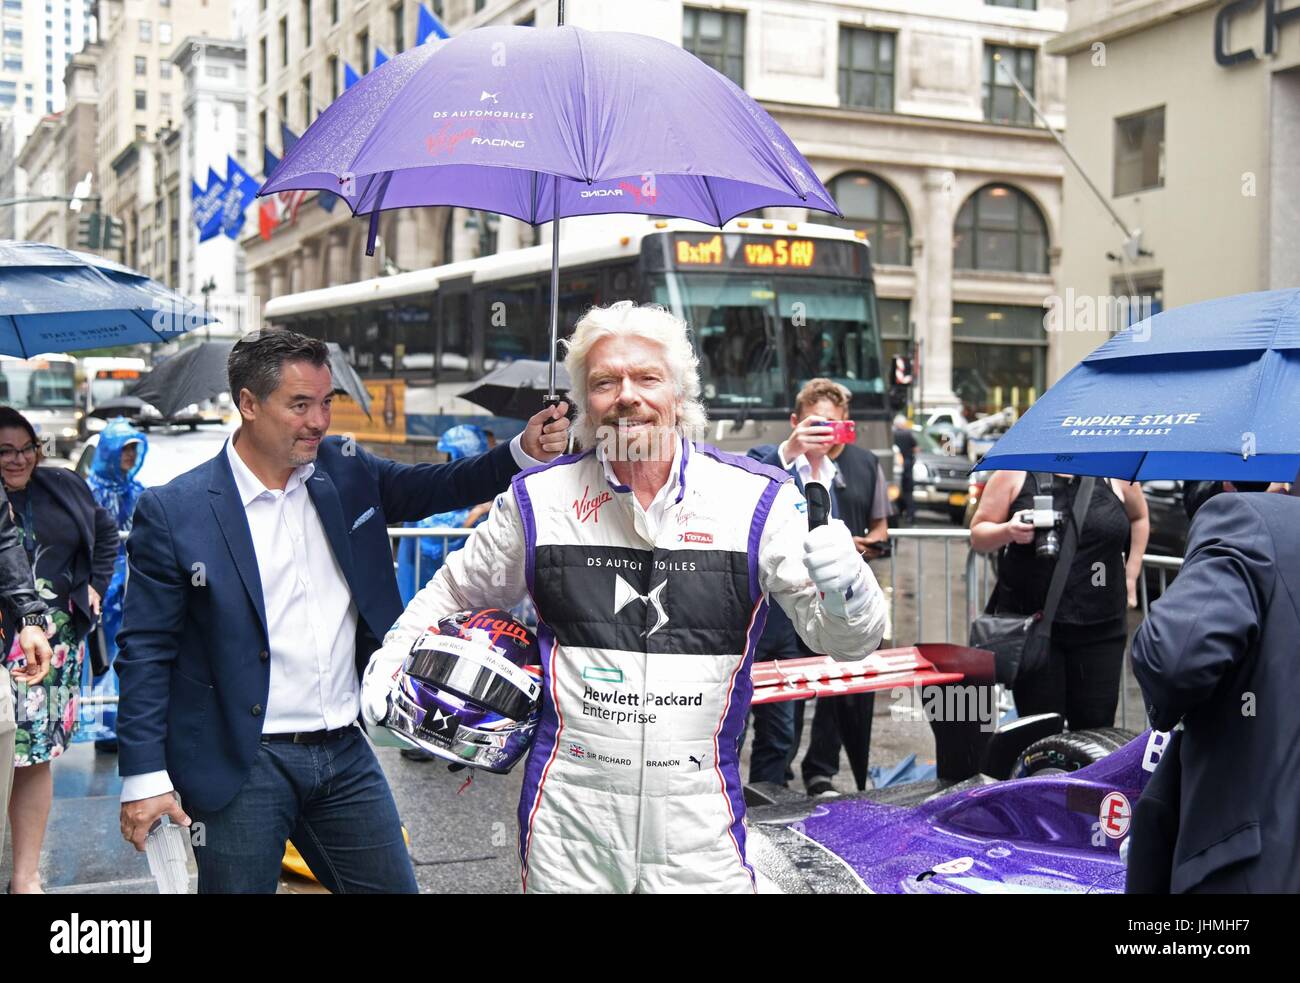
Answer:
[
  {"left": 129, "top": 340, "right": 372, "bottom": 418},
  {"left": 88, "top": 395, "right": 151, "bottom": 420},
  {"left": 459, "top": 359, "right": 572, "bottom": 420}
]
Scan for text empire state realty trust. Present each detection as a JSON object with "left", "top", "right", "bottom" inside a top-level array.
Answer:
[{"left": 1062, "top": 412, "right": 1203, "bottom": 437}]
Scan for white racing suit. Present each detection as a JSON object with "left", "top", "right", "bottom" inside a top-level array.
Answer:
[{"left": 366, "top": 440, "right": 887, "bottom": 892}]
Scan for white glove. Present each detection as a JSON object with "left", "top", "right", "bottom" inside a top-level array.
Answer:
[
  {"left": 361, "top": 646, "right": 406, "bottom": 726},
  {"left": 803, "top": 519, "right": 870, "bottom": 620}
]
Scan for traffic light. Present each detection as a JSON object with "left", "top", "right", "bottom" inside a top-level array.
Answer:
[
  {"left": 76, "top": 211, "right": 102, "bottom": 249},
  {"left": 101, "top": 216, "right": 123, "bottom": 252}
]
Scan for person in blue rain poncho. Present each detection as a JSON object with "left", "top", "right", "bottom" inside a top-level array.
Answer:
[{"left": 82, "top": 418, "right": 148, "bottom": 750}]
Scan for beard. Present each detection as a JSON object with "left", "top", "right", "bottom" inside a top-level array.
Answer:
[{"left": 595, "top": 414, "right": 674, "bottom": 462}]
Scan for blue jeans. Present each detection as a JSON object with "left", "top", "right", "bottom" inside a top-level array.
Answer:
[{"left": 188, "top": 727, "right": 418, "bottom": 894}]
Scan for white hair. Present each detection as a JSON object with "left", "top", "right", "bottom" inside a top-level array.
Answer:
[{"left": 562, "top": 302, "right": 708, "bottom": 449}]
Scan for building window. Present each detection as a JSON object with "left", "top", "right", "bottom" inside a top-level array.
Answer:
[
  {"left": 827, "top": 171, "right": 911, "bottom": 265},
  {"left": 331, "top": 0, "right": 338, "bottom": 25},
  {"left": 302, "top": 74, "right": 312, "bottom": 128},
  {"left": 159, "top": 22, "right": 171, "bottom": 44},
  {"left": 986, "top": 0, "right": 1036, "bottom": 8},
  {"left": 136, "top": 124, "right": 147, "bottom": 140},
  {"left": 952, "top": 303, "right": 1047, "bottom": 417},
  {"left": 1108, "top": 273, "right": 1164, "bottom": 330},
  {"left": 954, "top": 184, "right": 1048, "bottom": 273},
  {"left": 280, "top": 16, "right": 289, "bottom": 67},
  {"left": 838, "top": 28, "right": 894, "bottom": 112},
  {"left": 259, "top": 36, "right": 267, "bottom": 85},
  {"left": 358, "top": 28, "right": 370, "bottom": 74},
  {"left": 161, "top": 91, "right": 171, "bottom": 112},
  {"left": 474, "top": 0, "right": 485, "bottom": 11},
  {"left": 328, "top": 54, "right": 339, "bottom": 102},
  {"left": 1114, "top": 106, "right": 1165, "bottom": 196},
  {"left": 878, "top": 298, "right": 912, "bottom": 368},
  {"left": 135, "top": 56, "right": 146, "bottom": 75},
  {"left": 278, "top": 92, "right": 289, "bottom": 134},
  {"left": 982, "top": 44, "right": 1035, "bottom": 126},
  {"left": 160, "top": 61, "right": 172, "bottom": 79},
  {"left": 392, "top": 3, "right": 404, "bottom": 51},
  {"left": 683, "top": 7, "right": 744, "bottom": 88},
  {"left": 259, "top": 109, "right": 268, "bottom": 157},
  {"left": 303, "top": 0, "right": 312, "bottom": 48},
  {"left": 139, "top": 19, "right": 151, "bottom": 42},
  {"left": 135, "top": 89, "right": 147, "bottom": 110}
]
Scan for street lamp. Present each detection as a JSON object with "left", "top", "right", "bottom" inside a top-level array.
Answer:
[{"left": 200, "top": 277, "right": 217, "bottom": 339}]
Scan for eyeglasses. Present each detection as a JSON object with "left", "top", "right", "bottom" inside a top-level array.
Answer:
[{"left": 0, "top": 443, "right": 39, "bottom": 463}]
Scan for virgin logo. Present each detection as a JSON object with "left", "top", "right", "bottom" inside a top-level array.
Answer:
[
  {"left": 574, "top": 485, "right": 612, "bottom": 524},
  {"left": 426, "top": 122, "right": 478, "bottom": 157},
  {"left": 617, "top": 181, "right": 658, "bottom": 207}
]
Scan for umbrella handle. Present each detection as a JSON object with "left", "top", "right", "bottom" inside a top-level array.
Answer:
[{"left": 542, "top": 394, "right": 576, "bottom": 420}]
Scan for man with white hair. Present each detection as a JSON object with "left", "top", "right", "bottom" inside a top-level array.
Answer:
[{"left": 363, "top": 302, "right": 887, "bottom": 893}]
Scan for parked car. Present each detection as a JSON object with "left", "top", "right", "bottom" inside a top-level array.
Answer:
[{"left": 907, "top": 428, "right": 972, "bottom": 525}]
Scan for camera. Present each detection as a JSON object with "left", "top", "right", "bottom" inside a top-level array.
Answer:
[{"left": 1029, "top": 493, "right": 1065, "bottom": 559}]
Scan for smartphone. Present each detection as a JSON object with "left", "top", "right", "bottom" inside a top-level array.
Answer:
[{"left": 818, "top": 420, "right": 856, "bottom": 444}]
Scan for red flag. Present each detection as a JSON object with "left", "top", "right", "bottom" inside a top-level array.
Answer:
[
  {"left": 278, "top": 190, "right": 308, "bottom": 226},
  {"left": 258, "top": 198, "right": 279, "bottom": 240}
]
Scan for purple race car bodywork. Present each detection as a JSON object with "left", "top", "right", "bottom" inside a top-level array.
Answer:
[{"left": 747, "top": 729, "right": 1174, "bottom": 894}]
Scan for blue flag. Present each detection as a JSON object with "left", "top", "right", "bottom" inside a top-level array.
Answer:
[
  {"left": 417, "top": 4, "right": 450, "bottom": 43},
  {"left": 220, "top": 156, "right": 260, "bottom": 240},
  {"left": 281, "top": 123, "right": 299, "bottom": 156},
  {"left": 344, "top": 62, "right": 360, "bottom": 89},
  {"left": 194, "top": 166, "right": 227, "bottom": 242},
  {"left": 263, "top": 146, "right": 280, "bottom": 180},
  {"left": 374, "top": 45, "right": 388, "bottom": 69}
]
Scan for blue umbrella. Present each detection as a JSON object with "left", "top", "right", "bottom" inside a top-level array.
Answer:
[
  {"left": 973, "top": 288, "right": 1300, "bottom": 482},
  {"left": 259, "top": 23, "right": 839, "bottom": 398},
  {"left": 0, "top": 240, "right": 215, "bottom": 356}
]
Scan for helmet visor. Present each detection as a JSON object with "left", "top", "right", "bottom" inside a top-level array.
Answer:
[{"left": 406, "top": 643, "right": 537, "bottom": 721}]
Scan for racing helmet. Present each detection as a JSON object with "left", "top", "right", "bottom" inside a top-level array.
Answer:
[{"left": 384, "top": 608, "right": 542, "bottom": 774}]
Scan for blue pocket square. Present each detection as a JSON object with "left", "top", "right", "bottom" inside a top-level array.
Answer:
[{"left": 350, "top": 506, "right": 377, "bottom": 532}]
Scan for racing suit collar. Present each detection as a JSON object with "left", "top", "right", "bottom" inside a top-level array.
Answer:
[{"left": 597, "top": 430, "right": 687, "bottom": 500}]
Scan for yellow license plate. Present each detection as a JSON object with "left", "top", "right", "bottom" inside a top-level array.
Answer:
[{"left": 948, "top": 492, "right": 968, "bottom": 507}]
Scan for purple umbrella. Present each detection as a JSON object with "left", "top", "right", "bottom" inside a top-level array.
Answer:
[{"left": 259, "top": 22, "right": 839, "bottom": 401}]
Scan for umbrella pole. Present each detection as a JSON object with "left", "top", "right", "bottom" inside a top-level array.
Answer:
[
  {"left": 546, "top": 173, "right": 562, "bottom": 406},
  {"left": 545, "top": 0, "right": 565, "bottom": 409}
]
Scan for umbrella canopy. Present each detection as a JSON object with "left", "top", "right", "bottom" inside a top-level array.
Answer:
[
  {"left": 129, "top": 340, "right": 373, "bottom": 419},
  {"left": 0, "top": 240, "right": 215, "bottom": 356},
  {"left": 259, "top": 26, "right": 838, "bottom": 225},
  {"left": 459, "top": 359, "right": 571, "bottom": 419},
  {"left": 973, "top": 288, "right": 1300, "bottom": 482},
  {"left": 88, "top": 395, "right": 151, "bottom": 420}
]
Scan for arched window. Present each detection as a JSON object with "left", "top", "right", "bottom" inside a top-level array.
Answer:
[
  {"left": 953, "top": 184, "right": 1048, "bottom": 273},
  {"left": 827, "top": 171, "right": 911, "bottom": 265}
]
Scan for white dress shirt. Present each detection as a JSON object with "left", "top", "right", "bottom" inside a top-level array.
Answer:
[
  {"left": 777, "top": 440, "right": 838, "bottom": 488},
  {"left": 597, "top": 431, "right": 684, "bottom": 542},
  {"left": 122, "top": 431, "right": 543, "bottom": 803}
]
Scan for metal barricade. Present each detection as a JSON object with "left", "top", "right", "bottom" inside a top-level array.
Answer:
[{"left": 387, "top": 526, "right": 473, "bottom": 589}]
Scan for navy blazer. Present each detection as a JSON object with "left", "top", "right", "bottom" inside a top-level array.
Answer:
[
  {"left": 115, "top": 436, "right": 520, "bottom": 812},
  {"left": 1131, "top": 493, "right": 1300, "bottom": 893}
]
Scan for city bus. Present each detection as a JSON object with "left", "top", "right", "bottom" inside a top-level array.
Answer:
[
  {"left": 0, "top": 354, "right": 80, "bottom": 455},
  {"left": 263, "top": 219, "right": 889, "bottom": 455}
]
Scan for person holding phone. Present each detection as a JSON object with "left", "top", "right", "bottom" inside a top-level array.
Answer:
[{"left": 747, "top": 379, "right": 891, "bottom": 795}]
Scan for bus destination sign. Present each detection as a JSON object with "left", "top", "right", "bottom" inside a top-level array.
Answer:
[{"left": 647, "top": 233, "right": 865, "bottom": 278}]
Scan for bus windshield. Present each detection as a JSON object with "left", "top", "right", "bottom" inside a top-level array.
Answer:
[
  {"left": 649, "top": 272, "right": 884, "bottom": 412},
  {"left": 0, "top": 360, "right": 77, "bottom": 410}
]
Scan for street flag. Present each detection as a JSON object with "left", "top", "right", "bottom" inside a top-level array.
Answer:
[
  {"left": 220, "top": 155, "right": 259, "bottom": 239},
  {"left": 374, "top": 45, "right": 388, "bottom": 69},
  {"left": 195, "top": 166, "right": 227, "bottom": 242},
  {"left": 344, "top": 62, "right": 361, "bottom": 89},
  {"left": 417, "top": 4, "right": 450, "bottom": 43},
  {"left": 263, "top": 145, "right": 280, "bottom": 181}
]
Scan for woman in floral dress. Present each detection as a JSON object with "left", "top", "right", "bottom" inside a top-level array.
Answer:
[{"left": 1, "top": 408, "right": 117, "bottom": 893}]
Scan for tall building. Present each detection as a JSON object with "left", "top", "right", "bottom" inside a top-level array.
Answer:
[
  {"left": 1, "top": 0, "right": 96, "bottom": 236},
  {"left": 13, "top": 47, "right": 97, "bottom": 247},
  {"left": 245, "top": 0, "right": 1069, "bottom": 414},
  {"left": 93, "top": 0, "right": 232, "bottom": 259},
  {"left": 1047, "top": 0, "right": 1300, "bottom": 376}
]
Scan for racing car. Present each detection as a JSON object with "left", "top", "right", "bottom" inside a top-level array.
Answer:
[{"left": 744, "top": 643, "right": 1168, "bottom": 893}]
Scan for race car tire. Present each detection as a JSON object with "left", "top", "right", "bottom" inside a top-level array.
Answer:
[{"left": 1011, "top": 727, "right": 1139, "bottom": 779}]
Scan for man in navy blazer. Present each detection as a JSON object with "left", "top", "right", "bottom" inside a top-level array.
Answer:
[
  {"left": 115, "top": 330, "right": 569, "bottom": 893},
  {"left": 1130, "top": 489, "right": 1300, "bottom": 892}
]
